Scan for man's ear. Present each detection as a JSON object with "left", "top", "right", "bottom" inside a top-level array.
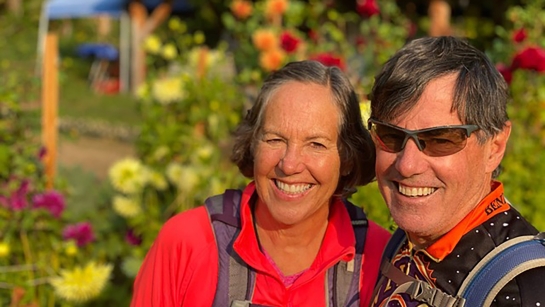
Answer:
[{"left": 486, "top": 120, "right": 512, "bottom": 173}]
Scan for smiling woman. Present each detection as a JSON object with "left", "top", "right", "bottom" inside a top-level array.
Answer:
[{"left": 130, "top": 60, "right": 391, "bottom": 307}]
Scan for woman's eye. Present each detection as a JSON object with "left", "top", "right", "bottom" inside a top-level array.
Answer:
[
  {"left": 266, "top": 138, "right": 282, "bottom": 144},
  {"left": 311, "top": 142, "right": 326, "bottom": 149}
]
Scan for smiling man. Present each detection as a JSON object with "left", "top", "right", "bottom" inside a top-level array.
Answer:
[{"left": 368, "top": 36, "right": 545, "bottom": 306}]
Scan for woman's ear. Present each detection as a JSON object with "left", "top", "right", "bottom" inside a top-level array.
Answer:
[{"left": 486, "top": 121, "right": 511, "bottom": 173}]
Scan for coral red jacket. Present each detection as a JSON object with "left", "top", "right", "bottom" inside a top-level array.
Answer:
[{"left": 131, "top": 182, "right": 390, "bottom": 307}]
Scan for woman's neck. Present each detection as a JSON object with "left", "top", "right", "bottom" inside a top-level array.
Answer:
[{"left": 253, "top": 202, "right": 329, "bottom": 275}]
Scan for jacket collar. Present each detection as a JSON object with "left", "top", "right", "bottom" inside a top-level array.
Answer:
[
  {"left": 233, "top": 182, "right": 356, "bottom": 276},
  {"left": 423, "top": 181, "right": 510, "bottom": 261}
]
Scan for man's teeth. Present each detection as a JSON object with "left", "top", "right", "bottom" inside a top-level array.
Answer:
[
  {"left": 276, "top": 181, "right": 311, "bottom": 194},
  {"left": 399, "top": 185, "right": 436, "bottom": 197}
]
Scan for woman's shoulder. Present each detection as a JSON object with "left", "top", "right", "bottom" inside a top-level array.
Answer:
[{"left": 156, "top": 206, "right": 215, "bottom": 246}]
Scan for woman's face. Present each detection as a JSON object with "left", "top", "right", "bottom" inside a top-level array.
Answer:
[{"left": 253, "top": 81, "right": 342, "bottom": 226}]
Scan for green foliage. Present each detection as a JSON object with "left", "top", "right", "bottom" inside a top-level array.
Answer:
[{"left": 489, "top": 0, "right": 545, "bottom": 230}]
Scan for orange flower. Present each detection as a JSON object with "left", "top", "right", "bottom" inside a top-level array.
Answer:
[
  {"left": 230, "top": 0, "right": 253, "bottom": 20},
  {"left": 260, "top": 48, "right": 286, "bottom": 72},
  {"left": 252, "top": 29, "right": 278, "bottom": 51},
  {"left": 265, "top": 0, "right": 288, "bottom": 20}
]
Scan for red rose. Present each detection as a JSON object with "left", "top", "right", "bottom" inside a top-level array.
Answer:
[
  {"left": 280, "top": 31, "right": 300, "bottom": 53},
  {"left": 310, "top": 53, "right": 346, "bottom": 71},
  {"left": 356, "top": 0, "right": 380, "bottom": 18},
  {"left": 511, "top": 47, "right": 545, "bottom": 73},
  {"left": 512, "top": 28, "right": 527, "bottom": 43}
]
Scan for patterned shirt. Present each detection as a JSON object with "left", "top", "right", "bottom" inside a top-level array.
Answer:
[{"left": 372, "top": 181, "right": 545, "bottom": 307}]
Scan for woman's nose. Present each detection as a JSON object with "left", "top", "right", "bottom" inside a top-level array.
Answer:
[{"left": 278, "top": 145, "right": 305, "bottom": 175}]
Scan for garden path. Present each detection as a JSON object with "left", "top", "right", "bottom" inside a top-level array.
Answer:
[{"left": 58, "top": 136, "right": 135, "bottom": 180}]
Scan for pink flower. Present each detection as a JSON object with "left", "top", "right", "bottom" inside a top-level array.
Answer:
[
  {"left": 511, "top": 46, "right": 545, "bottom": 73},
  {"left": 38, "top": 147, "right": 47, "bottom": 160},
  {"left": 280, "top": 31, "right": 300, "bottom": 53},
  {"left": 310, "top": 53, "right": 346, "bottom": 71},
  {"left": 4, "top": 180, "right": 30, "bottom": 211},
  {"left": 496, "top": 63, "right": 513, "bottom": 84},
  {"left": 512, "top": 28, "right": 527, "bottom": 43},
  {"left": 125, "top": 229, "right": 142, "bottom": 246},
  {"left": 63, "top": 222, "right": 95, "bottom": 247},
  {"left": 357, "top": 0, "right": 380, "bottom": 18},
  {"left": 33, "top": 190, "right": 65, "bottom": 218}
]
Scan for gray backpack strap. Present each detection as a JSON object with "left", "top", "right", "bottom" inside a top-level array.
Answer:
[
  {"left": 383, "top": 278, "right": 465, "bottom": 307},
  {"left": 457, "top": 232, "right": 545, "bottom": 307},
  {"left": 206, "top": 189, "right": 258, "bottom": 307},
  {"left": 326, "top": 201, "right": 368, "bottom": 307}
]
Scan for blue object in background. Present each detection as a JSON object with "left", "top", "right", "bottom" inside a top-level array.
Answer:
[
  {"left": 76, "top": 43, "right": 119, "bottom": 61},
  {"left": 45, "top": 0, "right": 193, "bottom": 19}
]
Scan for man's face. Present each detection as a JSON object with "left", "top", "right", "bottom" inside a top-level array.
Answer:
[{"left": 374, "top": 73, "right": 507, "bottom": 247}]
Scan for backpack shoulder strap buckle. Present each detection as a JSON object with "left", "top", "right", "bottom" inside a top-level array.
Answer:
[
  {"left": 535, "top": 231, "right": 545, "bottom": 243},
  {"left": 407, "top": 281, "right": 466, "bottom": 307}
]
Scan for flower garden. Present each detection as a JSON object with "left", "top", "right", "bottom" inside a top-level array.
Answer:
[{"left": 2, "top": 0, "right": 545, "bottom": 305}]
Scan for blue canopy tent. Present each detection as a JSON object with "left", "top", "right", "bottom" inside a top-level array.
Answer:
[
  {"left": 43, "top": 0, "right": 192, "bottom": 18},
  {"left": 38, "top": 0, "right": 193, "bottom": 92}
]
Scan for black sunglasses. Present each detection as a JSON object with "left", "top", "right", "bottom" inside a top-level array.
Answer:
[{"left": 367, "top": 118, "right": 479, "bottom": 157}]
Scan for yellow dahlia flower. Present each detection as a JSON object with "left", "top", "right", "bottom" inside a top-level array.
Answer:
[
  {"left": 50, "top": 262, "right": 113, "bottom": 302},
  {"left": 144, "top": 35, "right": 162, "bottom": 54},
  {"left": 0, "top": 242, "right": 10, "bottom": 258},
  {"left": 108, "top": 158, "right": 147, "bottom": 194},
  {"left": 161, "top": 43, "right": 178, "bottom": 60},
  {"left": 151, "top": 77, "right": 185, "bottom": 105},
  {"left": 112, "top": 195, "right": 142, "bottom": 218},
  {"left": 149, "top": 171, "right": 168, "bottom": 191},
  {"left": 359, "top": 100, "right": 371, "bottom": 126}
]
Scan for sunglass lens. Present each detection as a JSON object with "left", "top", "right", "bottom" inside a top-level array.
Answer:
[
  {"left": 372, "top": 123, "right": 406, "bottom": 152},
  {"left": 418, "top": 128, "right": 468, "bottom": 156}
]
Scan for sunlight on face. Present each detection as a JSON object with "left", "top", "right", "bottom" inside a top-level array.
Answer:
[
  {"left": 375, "top": 74, "right": 496, "bottom": 246},
  {"left": 253, "top": 81, "right": 342, "bottom": 227}
]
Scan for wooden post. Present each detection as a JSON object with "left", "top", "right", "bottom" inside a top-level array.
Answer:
[
  {"left": 129, "top": 2, "right": 148, "bottom": 95},
  {"left": 41, "top": 33, "right": 59, "bottom": 190},
  {"left": 428, "top": 0, "right": 452, "bottom": 36},
  {"left": 129, "top": 1, "right": 173, "bottom": 95}
]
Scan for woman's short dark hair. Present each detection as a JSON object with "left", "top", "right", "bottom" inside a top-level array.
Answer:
[
  {"left": 370, "top": 36, "right": 510, "bottom": 177},
  {"left": 231, "top": 60, "right": 376, "bottom": 197}
]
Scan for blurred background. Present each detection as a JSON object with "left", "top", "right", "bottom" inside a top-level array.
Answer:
[{"left": 1, "top": 0, "right": 545, "bottom": 305}]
